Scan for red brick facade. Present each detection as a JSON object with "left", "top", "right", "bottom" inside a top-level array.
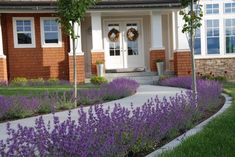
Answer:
[
  {"left": 150, "top": 49, "right": 165, "bottom": 72},
  {"left": 174, "top": 51, "right": 192, "bottom": 76},
  {"left": 68, "top": 55, "right": 85, "bottom": 83},
  {"left": 91, "top": 52, "right": 104, "bottom": 75},
  {"left": 0, "top": 58, "right": 8, "bottom": 81},
  {"left": 1, "top": 13, "right": 75, "bottom": 82}
]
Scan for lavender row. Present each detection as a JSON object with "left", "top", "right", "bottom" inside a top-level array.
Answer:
[{"left": 0, "top": 78, "right": 223, "bottom": 156}]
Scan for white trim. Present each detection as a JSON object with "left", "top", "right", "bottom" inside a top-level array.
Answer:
[
  {"left": 40, "top": 17, "right": 62, "bottom": 48},
  {"left": 68, "top": 52, "right": 84, "bottom": 56},
  {"left": 149, "top": 47, "right": 165, "bottom": 51},
  {"left": 195, "top": 54, "right": 235, "bottom": 59},
  {"left": 91, "top": 49, "right": 105, "bottom": 53},
  {"left": 175, "top": 49, "right": 190, "bottom": 52},
  {"left": 12, "top": 17, "right": 35, "bottom": 48},
  {"left": 0, "top": 14, "right": 4, "bottom": 56}
]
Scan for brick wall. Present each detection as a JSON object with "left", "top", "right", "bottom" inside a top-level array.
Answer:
[
  {"left": 196, "top": 58, "right": 235, "bottom": 80},
  {"left": 150, "top": 49, "right": 165, "bottom": 72},
  {"left": 68, "top": 55, "right": 85, "bottom": 83},
  {"left": 174, "top": 51, "right": 192, "bottom": 76},
  {"left": 91, "top": 52, "right": 104, "bottom": 75},
  {"left": 3, "top": 13, "right": 70, "bottom": 81},
  {"left": 0, "top": 58, "right": 8, "bottom": 81}
]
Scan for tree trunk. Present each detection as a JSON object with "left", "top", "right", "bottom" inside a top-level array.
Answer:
[
  {"left": 72, "top": 21, "right": 77, "bottom": 106},
  {"left": 190, "top": 0, "right": 197, "bottom": 97}
]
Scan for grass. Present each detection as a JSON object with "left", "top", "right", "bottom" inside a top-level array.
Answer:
[
  {"left": 0, "top": 84, "right": 99, "bottom": 96},
  {"left": 159, "top": 82, "right": 235, "bottom": 157}
]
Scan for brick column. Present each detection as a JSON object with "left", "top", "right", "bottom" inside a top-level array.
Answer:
[
  {"left": 91, "top": 52, "right": 104, "bottom": 75},
  {"left": 91, "top": 13, "right": 105, "bottom": 75},
  {"left": 68, "top": 55, "right": 85, "bottom": 83},
  {"left": 68, "top": 22, "right": 85, "bottom": 83},
  {"left": 0, "top": 15, "right": 7, "bottom": 82},
  {"left": 150, "top": 49, "right": 165, "bottom": 72},
  {"left": 174, "top": 51, "right": 192, "bottom": 76}
]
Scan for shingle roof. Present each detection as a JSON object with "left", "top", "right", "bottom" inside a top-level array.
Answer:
[{"left": 0, "top": 0, "right": 181, "bottom": 11}]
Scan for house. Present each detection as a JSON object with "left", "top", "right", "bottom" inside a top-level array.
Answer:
[{"left": 0, "top": 0, "right": 234, "bottom": 83}]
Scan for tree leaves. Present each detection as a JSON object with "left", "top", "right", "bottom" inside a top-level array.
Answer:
[{"left": 56, "top": 0, "right": 98, "bottom": 38}]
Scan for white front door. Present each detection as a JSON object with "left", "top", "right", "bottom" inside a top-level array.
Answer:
[{"left": 104, "top": 20, "right": 144, "bottom": 69}]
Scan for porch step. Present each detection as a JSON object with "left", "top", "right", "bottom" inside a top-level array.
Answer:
[{"left": 105, "top": 72, "right": 159, "bottom": 85}]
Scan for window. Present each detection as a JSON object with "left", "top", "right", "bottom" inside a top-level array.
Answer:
[
  {"left": 127, "top": 23, "right": 139, "bottom": 56},
  {"left": 194, "top": 29, "right": 201, "bottom": 55},
  {"left": 108, "top": 24, "right": 120, "bottom": 56},
  {"left": 225, "top": 19, "right": 235, "bottom": 53},
  {"left": 206, "top": 19, "right": 220, "bottom": 54},
  {"left": 13, "top": 17, "right": 35, "bottom": 48},
  {"left": 206, "top": 4, "right": 219, "bottom": 14},
  {"left": 40, "top": 18, "right": 62, "bottom": 47},
  {"left": 224, "top": 3, "right": 235, "bottom": 13}
]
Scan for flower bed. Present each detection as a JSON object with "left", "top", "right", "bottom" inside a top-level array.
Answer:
[
  {"left": 0, "top": 78, "right": 139, "bottom": 121},
  {"left": 0, "top": 77, "right": 223, "bottom": 156}
]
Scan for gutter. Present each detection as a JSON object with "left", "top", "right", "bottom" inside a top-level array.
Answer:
[{"left": 0, "top": 3, "right": 181, "bottom": 12}]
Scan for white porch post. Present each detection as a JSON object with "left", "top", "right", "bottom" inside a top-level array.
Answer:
[
  {"left": 175, "top": 11, "right": 190, "bottom": 51},
  {"left": 69, "top": 22, "right": 83, "bottom": 55},
  {"left": 150, "top": 11, "right": 164, "bottom": 49},
  {"left": 91, "top": 12, "right": 103, "bottom": 52},
  {"left": 0, "top": 15, "right": 5, "bottom": 58}
]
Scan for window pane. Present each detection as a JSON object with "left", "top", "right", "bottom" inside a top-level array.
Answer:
[
  {"left": 24, "top": 26, "right": 31, "bottom": 32},
  {"left": 195, "top": 38, "right": 201, "bottom": 55},
  {"left": 206, "top": 10, "right": 212, "bottom": 14},
  {"left": 214, "top": 29, "right": 219, "bottom": 36},
  {"left": 207, "top": 20, "right": 213, "bottom": 27},
  {"left": 207, "top": 28, "right": 213, "bottom": 36},
  {"left": 214, "top": 20, "right": 219, "bottom": 27},
  {"left": 45, "top": 33, "right": 58, "bottom": 43},
  {"left": 17, "top": 27, "right": 23, "bottom": 32},
  {"left": 17, "top": 33, "right": 32, "bottom": 44},
  {"left": 51, "top": 26, "right": 58, "bottom": 31},
  {"left": 226, "top": 37, "right": 235, "bottom": 53},
  {"left": 214, "top": 4, "right": 219, "bottom": 9},
  {"left": 206, "top": 4, "right": 212, "bottom": 9},
  {"left": 226, "top": 19, "right": 232, "bottom": 27},
  {"left": 207, "top": 37, "right": 220, "bottom": 54},
  {"left": 225, "top": 3, "right": 231, "bottom": 8}
]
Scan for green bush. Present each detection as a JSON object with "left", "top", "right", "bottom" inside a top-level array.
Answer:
[
  {"left": 90, "top": 76, "right": 108, "bottom": 85},
  {"left": 11, "top": 77, "right": 28, "bottom": 86}
]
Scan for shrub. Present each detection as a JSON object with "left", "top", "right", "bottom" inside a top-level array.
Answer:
[
  {"left": 90, "top": 76, "right": 108, "bottom": 85},
  {"left": 11, "top": 77, "right": 28, "bottom": 86}
]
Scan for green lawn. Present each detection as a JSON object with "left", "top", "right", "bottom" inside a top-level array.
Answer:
[
  {"left": 0, "top": 84, "right": 98, "bottom": 96},
  {"left": 159, "top": 82, "right": 235, "bottom": 157}
]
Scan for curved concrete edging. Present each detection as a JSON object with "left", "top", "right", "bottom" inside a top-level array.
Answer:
[{"left": 146, "top": 93, "right": 233, "bottom": 157}]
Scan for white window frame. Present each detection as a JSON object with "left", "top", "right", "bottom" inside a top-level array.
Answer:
[
  {"left": 206, "top": 19, "right": 220, "bottom": 55},
  {"left": 205, "top": 3, "right": 219, "bottom": 15},
  {"left": 224, "top": 3, "right": 235, "bottom": 14},
  {"left": 40, "top": 17, "right": 62, "bottom": 48},
  {"left": 12, "top": 17, "right": 35, "bottom": 48}
]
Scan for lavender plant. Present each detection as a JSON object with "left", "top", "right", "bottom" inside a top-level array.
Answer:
[
  {"left": 0, "top": 78, "right": 139, "bottom": 121},
  {"left": 0, "top": 91, "right": 198, "bottom": 156}
]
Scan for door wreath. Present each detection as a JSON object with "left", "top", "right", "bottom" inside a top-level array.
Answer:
[
  {"left": 108, "top": 28, "right": 120, "bottom": 42},
  {"left": 127, "top": 28, "right": 139, "bottom": 41}
]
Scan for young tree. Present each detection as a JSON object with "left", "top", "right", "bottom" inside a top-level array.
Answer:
[
  {"left": 180, "top": 0, "right": 203, "bottom": 95},
  {"left": 56, "top": 0, "right": 97, "bottom": 106}
]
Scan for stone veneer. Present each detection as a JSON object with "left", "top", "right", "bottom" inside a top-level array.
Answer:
[{"left": 196, "top": 58, "right": 235, "bottom": 80}]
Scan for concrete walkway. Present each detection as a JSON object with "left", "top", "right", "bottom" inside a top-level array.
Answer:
[{"left": 0, "top": 85, "right": 185, "bottom": 142}]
